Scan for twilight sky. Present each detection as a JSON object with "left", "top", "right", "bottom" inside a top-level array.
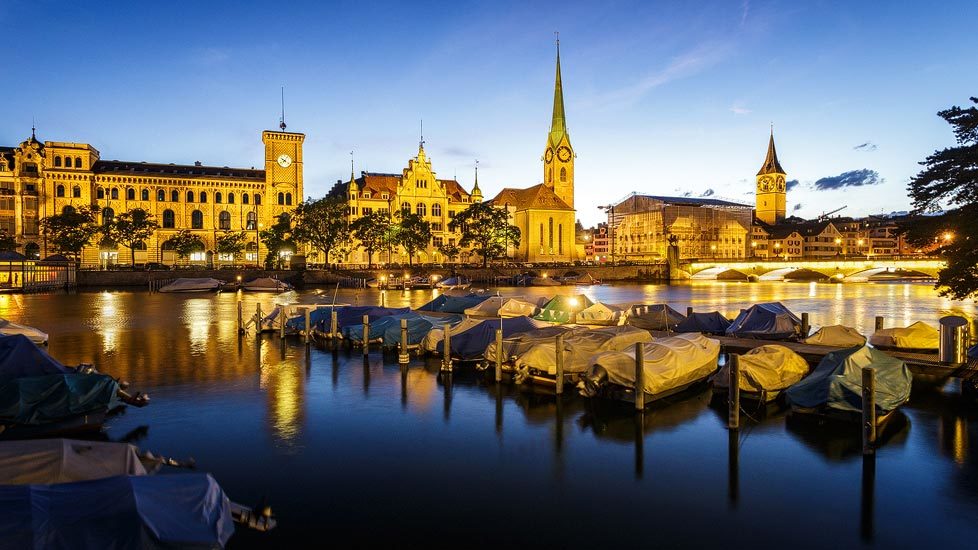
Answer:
[{"left": 3, "top": 0, "right": 977, "bottom": 226}]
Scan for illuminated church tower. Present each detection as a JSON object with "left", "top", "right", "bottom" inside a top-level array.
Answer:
[
  {"left": 543, "top": 40, "right": 574, "bottom": 209},
  {"left": 755, "top": 129, "right": 787, "bottom": 225}
]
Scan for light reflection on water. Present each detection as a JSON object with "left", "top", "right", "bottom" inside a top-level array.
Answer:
[{"left": 0, "top": 283, "right": 976, "bottom": 547}]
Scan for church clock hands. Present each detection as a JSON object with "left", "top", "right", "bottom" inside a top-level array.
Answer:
[
  {"left": 277, "top": 154, "right": 292, "bottom": 168},
  {"left": 556, "top": 146, "right": 572, "bottom": 162},
  {"left": 545, "top": 148, "right": 554, "bottom": 163}
]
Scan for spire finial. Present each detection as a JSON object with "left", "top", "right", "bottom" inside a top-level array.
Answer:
[
  {"left": 770, "top": 121, "right": 774, "bottom": 136},
  {"left": 350, "top": 150, "right": 355, "bottom": 181},
  {"left": 548, "top": 34, "right": 568, "bottom": 148},
  {"left": 419, "top": 119, "right": 425, "bottom": 151},
  {"left": 31, "top": 117, "right": 36, "bottom": 140},
  {"left": 474, "top": 159, "right": 479, "bottom": 188},
  {"left": 279, "top": 87, "right": 287, "bottom": 131}
]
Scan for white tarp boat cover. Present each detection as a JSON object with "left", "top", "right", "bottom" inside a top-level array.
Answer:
[
  {"left": 158, "top": 278, "right": 223, "bottom": 293},
  {"left": 577, "top": 302, "right": 627, "bottom": 326},
  {"left": 0, "top": 439, "right": 148, "bottom": 484},
  {"left": 483, "top": 326, "right": 586, "bottom": 365},
  {"left": 242, "top": 277, "right": 293, "bottom": 291},
  {"left": 0, "top": 319, "right": 48, "bottom": 345},
  {"left": 804, "top": 325, "right": 866, "bottom": 347},
  {"left": 463, "top": 297, "right": 540, "bottom": 318},
  {"left": 0, "top": 473, "right": 234, "bottom": 548},
  {"left": 516, "top": 326, "right": 653, "bottom": 375},
  {"left": 712, "top": 345, "right": 810, "bottom": 394},
  {"left": 586, "top": 333, "right": 719, "bottom": 396},
  {"left": 869, "top": 321, "right": 939, "bottom": 349},
  {"left": 422, "top": 318, "right": 485, "bottom": 352},
  {"left": 786, "top": 345, "right": 912, "bottom": 413}
]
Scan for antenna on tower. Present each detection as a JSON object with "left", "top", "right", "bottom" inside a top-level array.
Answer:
[
  {"left": 419, "top": 119, "right": 425, "bottom": 150},
  {"left": 279, "top": 87, "right": 287, "bottom": 131}
]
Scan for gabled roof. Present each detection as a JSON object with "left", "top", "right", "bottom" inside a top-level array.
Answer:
[
  {"left": 757, "top": 219, "right": 837, "bottom": 240},
  {"left": 489, "top": 184, "right": 573, "bottom": 211},
  {"left": 334, "top": 172, "right": 472, "bottom": 202},
  {"left": 757, "top": 132, "right": 785, "bottom": 176}
]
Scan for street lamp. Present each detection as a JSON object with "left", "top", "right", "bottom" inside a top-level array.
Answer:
[
  {"left": 857, "top": 238, "right": 867, "bottom": 261},
  {"left": 774, "top": 242, "right": 782, "bottom": 260},
  {"left": 598, "top": 204, "right": 616, "bottom": 266},
  {"left": 834, "top": 237, "right": 842, "bottom": 256},
  {"left": 710, "top": 243, "right": 717, "bottom": 260},
  {"left": 750, "top": 241, "right": 757, "bottom": 258}
]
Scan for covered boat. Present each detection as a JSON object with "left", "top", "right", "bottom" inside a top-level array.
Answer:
[
  {"left": 462, "top": 296, "right": 540, "bottom": 318},
  {"left": 158, "top": 277, "right": 223, "bottom": 293},
  {"left": 786, "top": 345, "right": 912, "bottom": 421},
  {"left": 711, "top": 345, "right": 810, "bottom": 401},
  {"left": 417, "top": 294, "right": 488, "bottom": 314},
  {"left": 439, "top": 316, "right": 547, "bottom": 360},
  {"left": 869, "top": 321, "right": 940, "bottom": 350},
  {"left": 725, "top": 302, "right": 802, "bottom": 340},
  {"left": 534, "top": 294, "right": 594, "bottom": 324},
  {"left": 333, "top": 306, "right": 411, "bottom": 331},
  {"left": 627, "top": 304, "right": 687, "bottom": 331},
  {"left": 435, "top": 276, "right": 471, "bottom": 290},
  {"left": 529, "top": 276, "right": 562, "bottom": 286},
  {"left": 576, "top": 302, "right": 627, "bottom": 326},
  {"left": 483, "top": 326, "right": 585, "bottom": 366},
  {"left": 423, "top": 318, "right": 484, "bottom": 353},
  {"left": 0, "top": 319, "right": 48, "bottom": 345},
  {"left": 580, "top": 333, "right": 720, "bottom": 404},
  {"left": 0, "top": 374, "right": 121, "bottom": 437},
  {"left": 241, "top": 277, "right": 293, "bottom": 292},
  {"left": 380, "top": 314, "right": 459, "bottom": 348},
  {"left": 0, "top": 438, "right": 150, "bottom": 484},
  {"left": 804, "top": 325, "right": 866, "bottom": 347},
  {"left": 675, "top": 311, "right": 731, "bottom": 335},
  {"left": 513, "top": 326, "right": 653, "bottom": 386},
  {"left": 0, "top": 474, "right": 235, "bottom": 548}
]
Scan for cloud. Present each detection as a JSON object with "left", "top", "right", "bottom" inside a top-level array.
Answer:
[
  {"left": 741, "top": 1, "right": 750, "bottom": 26},
  {"left": 440, "top": 146, "right": 478, "bottom": 158},
  {"left": 853, "top": 142, "right": 878, "bottom": 152},
  {"left": 701, "top": 188, "right": 715, "bottom": 197},
  {"left": 730, "top": 104, "right": 751, "bottom": 115},
  {"left": 793, "top": 203, "right": 803, "bottom": 212},
  {"left": 682, "top": 191, "right": 693, "bottom": 197},
  {"left": 813, "top": 169, "right": 883, "bottom": 191},
  {"left": 785, "top": 179, "right": 800, "bottom": 191}
]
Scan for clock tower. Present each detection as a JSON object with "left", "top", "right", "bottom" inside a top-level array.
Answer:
[
  {"left": 543, "top": 40, "right": 574, "bottom": 209},
  {"left": 262, "top": 129, "right": 304, "bottom": 213},
  {"left": 755, "top": 129, "right": 786, "bottom": 225}
]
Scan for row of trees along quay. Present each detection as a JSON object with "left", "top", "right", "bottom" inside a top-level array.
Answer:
[{"left": 33, "top": 195, "right": 522, "bottom": 269}]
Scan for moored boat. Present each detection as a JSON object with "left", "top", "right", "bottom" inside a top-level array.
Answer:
[
  {"left": 158, "top": 277, "right": 224, "bottom": 293},
  {"left": 0, "top": 318, "right": 48, "bottom": 345},
  {"left": 711, "top": 344, "right": 810, "bottom": 402},
  {"left": 242, "top": 277, "right": 293, "bottom": 292},
  {"left": 435, "top": 276, "right": 471, "bottom": 290}
]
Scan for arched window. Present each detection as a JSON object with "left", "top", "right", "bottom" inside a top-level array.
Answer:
[
  {"left": 539, "top": 224, "right": 544, "bottom": 254},
  {"left": 110, "top": 188, "right": 119, "bottom": 200},
  {"left": 141, "top": 189, "right": 149, "bottom": 201},
  {"left": 548, "top": 217, "right": 554, "bottom": 252},
  {"left": 126, "top": 188, "right": 135, "bottom": 200},
  {"left": 157, "top": 189, "right": 165, "bottom": 201},
  {"left": 102, "top": 207, "right": 114, "bottom": 225},
  {"left": 72, "top": 186, "right": 81, "bottom": 198},
  {"left": 199, "top": 192, "right": 207, "bottom": 203},
  {"left": 54, "top": 157, "right": 62, "bottom": 168},
  {"left": 75, "top": 157, "right": 82, "bottom": 168},
  {"left": 171, "top": 190, "right": 179, "bottom": 202},
  {"left": 215, "top": 192, "right": 223, "bottom": 204},
  {"left": 416, "top": 203, "right": 427, "bottom": 217},
  {"left": 228, "top": 193, "right": 235, "bottom": 204},
  {"left": 133, "top": 241, "right": 147, "bottom": 250},
  {"left": 559, "top": 167, "right": 566, "bottom": 182},
  {"left": 186, "top": 191, "right": 194, "bottom": 203},
  {"left": 277, "top": 192, "right": 284, "bottom": 205},
  {"left": 56, "top": 185, "right": 65, "bottom": 197},
  {"left": 162, "top": 209, "right": 175, "bottom": 228},
  {"left": 548, "top": 168, "right": 553, "bottom": 183},
  {"left": 242, "top": 193, "right": 249, "bottom": 205},
  {"left": 401, "top": 202, "right": 410, "bottom": 214},
  {"left": 432, "top": 203, "right": 442, "bottom": 217},
  {"left": 246, "top": 211, "right": 257, "bottom": 230},
  {"left": 254, "top": 194, "right": 262, "bottom": 205},
  {"left": 62, "top": 205, "right": 75, "bottom": 215},
  {"left": 191, "top": 210, "right": 203, "bottom": 229},
  {"left": 65, "top": 157, "right": 73, "bottom": 168},
  {"left": 558, "top": 224, "right": 563, "bottom": 255},
  {"left": 285, "top": 193, "right": 292, "bottom": 206},
  {"left": 219, "top": 211, "right": 231, "bottom": 230},
  {"left": 96, "top": 188, "right": 105, "bottom": 199}
]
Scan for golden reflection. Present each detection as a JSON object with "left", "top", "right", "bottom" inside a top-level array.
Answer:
[
  {"left": 401, "top": 368, "right": 437, "bottom": 411},
  {"left": 952, "top": 417, "right": 968, "bottom": 465},
  {"left": 96, "top": 291, "right": 122, "bottom": 354},
  {"left": 183, "top": 299, "right": 213, "bottom": 355},
  {"left": 259, "top": 350, "right": 305, "bottom": 444}
]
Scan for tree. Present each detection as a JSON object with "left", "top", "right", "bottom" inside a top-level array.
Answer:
[
  {"left": 292, "top": 196, "right": 350, "bottom": 269},
  {"left": 350, "top": 210, "right": 392, "bottom": 268},
  {"left": 216, "top": 231, "right": 248, "bottom": 266},
  {"left": 0, "top": 230, "right": 16, "bottom": 252},
  {"left": 395, "top": 213, "right": 432, "bottom": 266},
  {"left": 109, "top": 208, "right": 159, "bottom": 266},
  {"left": 906, "top": 96, "right": 978, "bottom": 299},
  {"left": 449, "top": 202, "right": 521, "bottom": 268},
  {"left": 259, "top": 213, "right": 296, "bottom": 269},
  {"left": 164, "top": 230, "right": 205, "bottom": 261},
  {"left": 39, "top": 204, "right": 101, "bottom": 259},
  {"left": 437, "top": 242, "right": 461, "bottom": 265}
]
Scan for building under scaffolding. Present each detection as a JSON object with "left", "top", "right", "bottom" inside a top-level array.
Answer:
[{"left": 609, "top": 194, "right": 754, "bottom": 262}]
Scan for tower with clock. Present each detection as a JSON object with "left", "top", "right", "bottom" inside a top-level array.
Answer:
[
  {"left": 543, "top": 40, "right": 574, "bottom": 210},
  {"left": 262, "top": 129, "right": 304, "bottom": 214},
  {"left": 755, "top": 129, "right": 787, "bottom": 225}
]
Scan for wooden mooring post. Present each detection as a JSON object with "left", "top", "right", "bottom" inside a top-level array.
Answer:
[
  {"left": 279, "top": 306, "right": 286, "bottom": 339},
  {"left": 362, "top": 314, "right": 370, "bottom": 356},
  {"left": 255, "top": 303, "right": 263, "bottom": 336},
  {"left": 398, "top": 318, "right": 409, "bottom": 366},
  {"left": 801, "top": 312, "right": 810, "bottom": 339},
  {"left": 728, "top": 353, "right": 740, "bottom": 430},
  {"left": 875, "top": 316, "right": 885, "bottom": 332},
  {"left": 555, "top": 334, "right": 565, "bottom": 395},
  {"left": 634, "top": 342, "right": 645, "bottom": 410},
  {"left": 494, "top": 329, "right": 503, "bottom": 383},
  {"left": 862, "top": 366, "right": 876, "bottom": 455},
  {"left": 304, "top": 308, "right": 311, "bottom": 345},
  {"left": 442, "top": 324, "right": 452, "bottom": 372},
  {"left": 686, "top": 306, "right": 694, "bottom": 317},
  {"left": 237, "top": 302, "right": 243, "bottom": 335},
  {"left": 330, "top": 310, "right": 339, "bottom": 340}
]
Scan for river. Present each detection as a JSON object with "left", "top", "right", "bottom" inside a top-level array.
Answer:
[{"left": 1, "top": 281, "right": 976, "bottom": 548}]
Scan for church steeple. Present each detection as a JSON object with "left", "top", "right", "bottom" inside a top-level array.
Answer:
[
  {"left": 549, "top": 36, "right": 568, "bottom": 149},
  {"left": 543, "top": 35, "right": 575, "bottom": 209},
  {"left": 755, "top": 127, "right": 788, "bottom": 225},
  {"left": 757, "top": 127, "right": 785, "bottom": 176},
  {"left": 471, "top": 159, "right": 483, "bottom": 203}
]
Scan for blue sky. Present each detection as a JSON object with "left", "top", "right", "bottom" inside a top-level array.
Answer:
[{"left": 3, "top": 0, "right": 977, "bottom": 226}]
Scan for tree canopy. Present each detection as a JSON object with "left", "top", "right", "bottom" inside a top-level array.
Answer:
[
  {"left": 449, "top": 202, "right": 520, "bottom": 268},
  {"left": 0, "top": 231, "right": 17, "bottom": 252},
  {"left": 350, "top": 210, "right": 392, "bottom": 268},
  {"left": 906, "top": 96, "right": 978, "bottom": 299},
  {"left": 164, "top": 230, "right": 205, "bottom": 260},
  {"left": 260, "top": 213, "right": 296, "bottom": 269},
  {"left": 293, "top": 196, "right": 350, "bottom": 268},
  {"left": 395, "top": 213, "right": 432, "bottom": 266},
  {"left": 216, "top": 231, "right": 249, "bottom": 264},
  {"left": 110, "top": 209, "right": 159, "bottom": 265},
  {"left": 40, "top": 205, "right": 101, "bottom": 259}
]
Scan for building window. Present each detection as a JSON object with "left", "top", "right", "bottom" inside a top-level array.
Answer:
[
  {"left": 191, "top": 210, "right": 203, "bottom": 229},
  {"left": 254, "top": 194, "right": 262, "bottom": 205},
  {"left": 72, "top": 186, "right": 81, "bottom": 198},
  {"left": 199, "top": 192, "right": 207, "bottom": 203},
  {"left": 110, "top": 188, "right": 119, "bottom": 200},
  {"left": 171, "top": 190, "right": 179, "bottom": 202},
  {"left": 97, "top": 188, "right": 105, "bottom": 199},
  {"left": 56, "top": 185, "right": 65, "bottom": 197},
  {"left": 246, "top": 211, "right": 257, "bottom": 230},
  {"left": 559, "top": 167, "right": 566, "bottom": 182},
  {"left": 218, "top": 252, "right": 234, "bottom": 262},
  {"left": 549, "top": 217, "right": 554, "bottom": 253},
  {"left": 157, "top": 189, "right": 165, "bottom": 201},
  {"left": 432, "top": 204, "right": 442, "bottom": 217},
  {"left": 558, "top": 224, "right": 563, "bottom": 255},
  {"left": 285, "top": 193, "right": 292, "bottom": 206},
  {"left": 432, "top": 222, "right": 442, "bottom": 231},
  {"left": 54, "top": 157, "right": 62, "bottom": 168},
  {"left": 540, "top": 224, "right": 544, "bottom": 254},
  {"left": 433, "top": 236, "right": 443, "bottom": 248},
  {"left": 362, "top": 207, "right": 373, "bottom": 215},
  {"left": 448, "top": 210, "right": 456, "bottom": 219},
  {"left": 75, "top": 157, "right": 82, "bottom": 168},
  {"left": 215, "top": 192, "right": 223, "bottom": 204},
  {"left": 278, "top": 192, "right": 285, "bottom": 205},
  {"left": 126, "top": 188, "right": 135, "bottom": 200},
  {"left": 102, "top": 207, "right": 114, "bottom": 225},
  {"left": 401, "top": 202, "right": 410, "bottom": 215},
  {"left": 219, "top": 211, "right": 231, "bottom": 230},
  {"left": 364, "top": 192, "right": 371, "bottom": 199},
  {"left": 141, "top": 189, "right": 149, "bottom": 201},
  {"left": 228, "top": 193, "right": 235, "bottom": 204},
  {"left": 187, "top": 191, "right": 195, "bottom": 203},
  {"left": 162, "top": 209, "right": 175, "bottom": 228},
  {"left": 381, "top": 193, "right": 389, "bottom": 200},
  {"left": 416, "top": 203, "right": 427, "bottom": 217},
  {"left": 190, "top": 252, "right": 206, "bottom": 262},
  {"left": 242, "top": 193, "right": 249, "bottom": 205},
  {"left": 65, "top": 157, "right": 73, "bottom": 168}
]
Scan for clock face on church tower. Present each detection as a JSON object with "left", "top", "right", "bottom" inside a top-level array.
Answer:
[
  {"left": 557, "top": 146, "right": 572, "bottom": 162},
  {"left": 544, "top": 148, "right": 554, "bottom": 163},
  {"left": 277, "top": 154, "right": 292, "bottom": 168}
]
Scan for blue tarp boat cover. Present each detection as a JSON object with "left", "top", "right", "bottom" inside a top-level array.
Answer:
[
  {"left": 675, "top": 311, "right": 732, "bottom": 334},
  {"left": 533, "top": 295, "right": 594, "bottom": 324},
  {"left": 417, "top": 294, "right": 489, "bottom": 314},
  {"left": 286, "top": 305, "right": 358, "bottom": 331},
  {"left": 0, "top": 374, "right": 120, "bottom": 425},
  {"left": 319, "top": 306, "right": 411, "bottom": 332},
  {"left": 0, "top": 335, "right": 73, "bottom": 377},
  {"left": 380, "top": 314, "right": 460, "bottom": 347},
  {"left": 0, "top": 474, "right": 234, "bottom": 548},
  {"left": 440, "top": 316, "right": 542, "bottom": 359},
  {"left": 627, "top": 304, "right": 686, "bottom": 331},
  {"left": 725, "top": 302, "right": 801, "bottom": 340},
  {"left": 786, "top": 345, "right": 912, "bottom": 414}
]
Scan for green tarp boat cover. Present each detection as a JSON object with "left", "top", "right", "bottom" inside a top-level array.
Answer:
[
  {"left": 534, "top": 295, "right": 594, "bottom": 324},
  {"left": 786, "top": 345, "right": 912, "bottom": 414},
  {"left": 0, "top": 374, "right": 120, "bottom": 425}
]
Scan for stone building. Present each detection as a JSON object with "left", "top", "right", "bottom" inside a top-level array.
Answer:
[{"left": 0, "top": 128, "right": 303, "bottom": 266}]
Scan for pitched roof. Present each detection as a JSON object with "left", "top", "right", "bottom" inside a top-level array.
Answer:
[
  {"left": 757, "top": 132, "right": 785, "bottom": 176},
  {"left": 93, "top": 160, "right": 265, "bottom": 181},
  {"left": 489, "top": 184, "right": 573, "bottom": 211},
  {"left": 758, "top": 219, "right": 836, "bottom": 240},
  {"left": 334, "top": 172, "right": 472, "bottom": 202},
  {"left": 549, "top": 45, "right": 569, "bottom": 148}
]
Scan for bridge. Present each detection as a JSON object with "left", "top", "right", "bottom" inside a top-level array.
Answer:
[{"left": 682, "top": 258, "right": 945, "bottom": 282}]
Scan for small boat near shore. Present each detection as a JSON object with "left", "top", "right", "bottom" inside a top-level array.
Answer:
[
  {"left": 158, "top": 277, "right": 224, "bottom": 293},
  {"left": 242, "top": 277, "right": 293, "bottom": 292},
  {"left": 0, "top": 319, "right": 48, "bottom": 345},
  {"left": 711, "top": 344, "right": 810, "bottom": 403},
  {"left": 435, "top": 276, "right": 471, "bottom": 290}
]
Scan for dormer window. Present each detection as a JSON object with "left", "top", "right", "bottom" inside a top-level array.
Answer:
[
  {"left": 364, "top": 192, "right": 371, "bottom": 199},
  {"left": 381, "top": 193, "right": 389, "bottom": 200}
]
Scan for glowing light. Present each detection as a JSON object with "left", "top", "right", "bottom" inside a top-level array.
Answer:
[
  {"left": 834, "top": 238, "right": 842, "bottom": 245},
  {"left": 568, "top": 297, "right": 580, "bottom": 308},
  {"left": 943, "top": 232, "right": 953, "bottom": 242},
  {"left": 236, "top": 275, "right": 242, "bottom": 282}
]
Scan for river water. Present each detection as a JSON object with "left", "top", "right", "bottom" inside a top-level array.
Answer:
[{"left": 2, "top": 282, "right": 977, "bottom": 548}]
